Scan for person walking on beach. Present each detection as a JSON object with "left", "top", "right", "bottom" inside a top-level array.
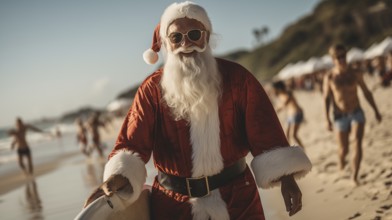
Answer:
[
  {"left": 8, "top": 117, "right": 47, "bottom": 175},
  {"left": 83, "top": 2, "right": 312, "bottom": 219},
  {"left": 382, "top": 50, "right": 392, "bottom": 87},
  {"left": 272, "top": 80, "right": 305, "bottom": 148},
  {"left": 87, "top": 112, "right": 106, "bottom": 158},
  {"left": 323, "top": 44, "right": 382, "bottom": 185},
  {"left": 76, "top": 118, "right": 90, "bottom": 157}
]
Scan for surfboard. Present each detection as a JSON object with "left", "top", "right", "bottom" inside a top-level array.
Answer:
[{"left": 75, "top": 186, "right": 151, "bottom": 220}]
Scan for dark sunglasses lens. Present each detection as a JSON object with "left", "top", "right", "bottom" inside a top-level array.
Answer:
[
  {"left": 188, "top": 30, "right": 202, "bottom": 41},
  {"left": 170, "top": 33, "right": 183, "bottom": 44}
]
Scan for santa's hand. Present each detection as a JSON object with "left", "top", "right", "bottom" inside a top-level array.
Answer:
[
  {"left": 280, "top": 174, "right": 302, "bottom": 216},
  {"left": 83, "top": 174, "right": 133, "bottom": 208}
]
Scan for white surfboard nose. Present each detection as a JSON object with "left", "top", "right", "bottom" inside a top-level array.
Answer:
[
  {"left": 75, "top": 188, "right": 151, "bottom": 220},
  {"left": 74, "top": 195, "right": 114, "bottom": 220}
]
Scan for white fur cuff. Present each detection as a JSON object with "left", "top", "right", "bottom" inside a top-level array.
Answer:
[
  {"left": 103, "top": 150, "right": 147, "bottom": 206},
  {"left": 251, "top": 146, "right": 312, "bottom": 189}
]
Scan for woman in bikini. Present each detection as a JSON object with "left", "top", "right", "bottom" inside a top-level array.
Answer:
[{"left": 272, "top": 80, "right": 305, "bottom": 148}]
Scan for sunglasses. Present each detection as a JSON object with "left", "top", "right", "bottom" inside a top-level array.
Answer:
[{"left": 167, "top": 29, "right": 206, "bottom": 44}]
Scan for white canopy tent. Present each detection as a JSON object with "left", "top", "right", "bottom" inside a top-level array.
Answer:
[
  {"left": 106, "top": 98, "right": 132, "bottom": 112},
  {"left": 347, "top": 47, "right": 365, "bottom": 63},
  {"left": 364, "top": 36, "right": 392, "bottom": 59},
  {"left": 276, "top": 55, "right": 333, "bottom": 80}
]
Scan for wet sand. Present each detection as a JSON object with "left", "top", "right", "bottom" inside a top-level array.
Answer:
[{"left": 0, "top": 80, "right": 391, "bottom": 219}]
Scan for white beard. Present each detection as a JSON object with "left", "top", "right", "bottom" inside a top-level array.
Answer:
[
  {"left": 161, "top": 46, "right": 221, "bottom": 122},
  {"left": 161, "top": 44, "right": 229, "bottom": 220}
]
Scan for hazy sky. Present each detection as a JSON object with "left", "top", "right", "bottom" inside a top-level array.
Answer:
[{"left": 0, "top": 0, "right": 320, "bottom": 127}]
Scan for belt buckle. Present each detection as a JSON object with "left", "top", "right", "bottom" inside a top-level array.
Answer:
[{"left": 186, "top": 176, "right": 210, "bottom": 198}]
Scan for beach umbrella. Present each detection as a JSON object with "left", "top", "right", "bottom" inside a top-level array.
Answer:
[{"left": 347, "top": 47, "right": 365, "bottom": 63}]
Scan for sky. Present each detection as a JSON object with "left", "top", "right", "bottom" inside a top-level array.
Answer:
[{"left": 0, "top": 0, "right": 320, "bottom": 127}]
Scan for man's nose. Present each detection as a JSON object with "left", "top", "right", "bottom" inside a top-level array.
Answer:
[{"left": 180, "top": 36, "right": 192, "bottom": 47}]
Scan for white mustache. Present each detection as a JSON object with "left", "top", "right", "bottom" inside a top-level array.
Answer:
[{"left": 173, "top": 45, "right": 206, "bottom": 54}]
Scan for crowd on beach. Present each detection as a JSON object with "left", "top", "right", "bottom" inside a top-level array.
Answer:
[
  {"left": 278, "top": 48, "right": 392, "bottom": 93},
  {"left": 7, "top": 111, "right": 113, "bottom": 177},
  {"left": 3, "top": 1, "right": 391, "bottom": 214}
]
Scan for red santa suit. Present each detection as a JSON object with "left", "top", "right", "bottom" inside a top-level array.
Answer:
[{"left": 103, "top": 58, "right": 312, "bottom": 220}]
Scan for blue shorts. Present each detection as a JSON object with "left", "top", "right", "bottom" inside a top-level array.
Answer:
[
  {"left": 333, "top": 108, "right": 366, "bottom": 132},
  {"left": 287, "top": 111, "right": 304, "bottom": 125}
]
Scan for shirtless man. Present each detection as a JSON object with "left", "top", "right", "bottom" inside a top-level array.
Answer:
[
  {"left": 9, "top": 117, "right": 46, "bottom": 175},
  {"left": 273, "top": 80, "right": 305, "bottom": 148},
  {"left": 323, "top": 44, "right": 382, "bottom": 185}
]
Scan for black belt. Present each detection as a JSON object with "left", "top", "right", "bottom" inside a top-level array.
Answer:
[{"left": 158, "top": 158, "right": 247, "bottom": 198}]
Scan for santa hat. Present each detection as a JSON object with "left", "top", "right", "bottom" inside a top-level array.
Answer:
[{"left": 143, "top": 1, "right": 212, "bottom": 65}]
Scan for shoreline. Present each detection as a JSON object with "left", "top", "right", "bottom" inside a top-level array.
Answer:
[
  {"left": 0, "top": 87, "right": 391, "bottom": 219},
  {"left": 0, "top": 150, "right": 80, "bottom": 195}
]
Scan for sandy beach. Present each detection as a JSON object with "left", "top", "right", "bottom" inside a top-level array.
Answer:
[
  {"left": 0, "top": 79, "right": 391, "bottom": 220},
  {"left": 261, "top": 79, "right": 392, "bottom": 220}
]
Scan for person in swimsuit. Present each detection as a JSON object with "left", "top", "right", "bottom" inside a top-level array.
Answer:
[
  {"left": 76, "top": 118, "right": 90, "bottom": 157},
  {"left": 272, "top": 80, "right": 305, "bottom": 148},
  {"left": 8, "top": 117, "right": 47, "bottom": 175},
  {"left": 323, "top": 44, "right": 382, "bottom": 185},
  {"left": 87, "top": 112, "right": 106, "bottom": 158}
]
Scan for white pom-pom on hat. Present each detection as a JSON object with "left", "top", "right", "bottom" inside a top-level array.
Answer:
[
  {"left": 143, "top": 24, "right": 161, "bottom": 65},
  {"left": 143, "top": 48, "right": 159, "bottom": 65}
]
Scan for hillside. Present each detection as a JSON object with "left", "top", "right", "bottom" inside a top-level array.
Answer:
[
  {"left": 222, "top": 0, "right": 392, "bottom": 81},
  {"left": 113, "top": 0, "right": 392, "bottom": 103}
]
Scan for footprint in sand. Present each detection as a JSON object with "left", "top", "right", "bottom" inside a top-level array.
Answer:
[
  {"left": 324, "top": 161, "right": 338, "bottom": 172},
  {"left": 380, "top": 204, "right": 392, "bottom": 210},
  {"left": 347, "top": 212, "right": 361, "bottom": 219}
]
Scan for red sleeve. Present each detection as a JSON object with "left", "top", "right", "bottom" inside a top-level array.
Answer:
[
  {"left": 242, "top": 72, "right": 289, "bottom": 156},
  {"left": 109, "top": 77, "right": 159, "bottom": 163}
]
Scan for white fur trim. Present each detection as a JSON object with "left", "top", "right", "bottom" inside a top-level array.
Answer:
[
  {"left": 160, "top": 1, "right": 212, "bottom": 38},
  {"left": 190, "top": 190, "right": 229, "bottom": 220},
  {"left": 251, "top": 146, "right": 312, "bottom": 189},
  {"left": 143, "top": 48, "right": 158, "bottom": 65},
  {"left": 103, "top": 150, "right": 147, "bottom": 207},
  {"left": 189, "top": 101, "right": 223, "bottom": 177}
]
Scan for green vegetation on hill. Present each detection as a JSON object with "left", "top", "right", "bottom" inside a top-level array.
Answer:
[{"left": 221, "top": 0, "right": 392, "bottom": 81}]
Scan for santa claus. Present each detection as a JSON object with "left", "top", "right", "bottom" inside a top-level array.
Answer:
[{"left": 84, "top": 2, "right": 312, "bottom": 220}]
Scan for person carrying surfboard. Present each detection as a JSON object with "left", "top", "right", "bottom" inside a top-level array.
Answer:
[{"left": 83, "top": 2, "right": 312, "bottom": 219}]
